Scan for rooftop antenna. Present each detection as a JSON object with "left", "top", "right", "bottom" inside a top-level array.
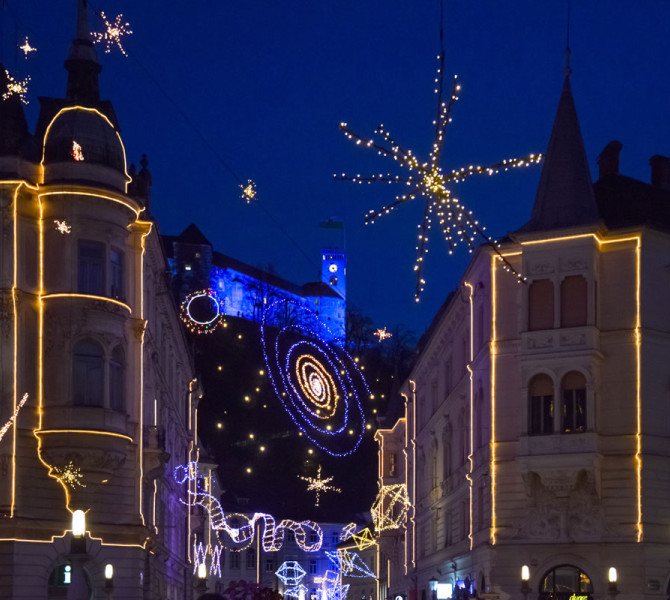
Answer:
[{"left": 565, "top": 0, "right": 572, "bottom": 77}]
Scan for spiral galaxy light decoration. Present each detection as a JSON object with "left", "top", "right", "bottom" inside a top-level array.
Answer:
[
  {"left": 174, "top": 462, "right": 323, "bottom": 552},
  {"left": 261, "top": 299, "right": 369, "bottom": 457}
]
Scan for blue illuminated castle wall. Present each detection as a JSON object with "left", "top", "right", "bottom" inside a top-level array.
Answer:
[{"left": 164, "top": 224, "right": 346, "bottom": 341}]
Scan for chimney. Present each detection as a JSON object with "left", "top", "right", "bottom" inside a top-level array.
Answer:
[
  {"left": 597, "top": 140, "right": 622, "bottom": 179},
  {"left": 649, "top": 155, "right": 670, "bottom": 191}
]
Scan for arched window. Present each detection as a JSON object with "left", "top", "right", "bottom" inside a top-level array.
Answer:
[
  {"left": 529, "top": 374, "right": 553, "bottom": 435},
  {"left": 109, "top": 346, "right": 125, "bottom": 412},
  {"left": 561, "top": 275, "right": 587, "bottom": 327},
  {"left": 73, "top": 339, "right": 104, "bottom": 406},
  {"left": 442, "top": 422, "right": 452, "bottom": 478},
  {"left": 561, "top": 371, "right": 586, "bottom": 433},
  {"left": 539, "top": 565, "right": 593, "bottom": 600},
  {"left": 528, "top": 279, "right": 554, "bottom": 331}
]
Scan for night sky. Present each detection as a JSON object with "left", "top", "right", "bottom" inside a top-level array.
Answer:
[{"left": 7, "top": 0, "right": 670, "bottom": 336}]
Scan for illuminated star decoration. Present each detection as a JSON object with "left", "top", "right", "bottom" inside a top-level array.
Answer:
[
  {"left": 298, "top": 465, "right": 341, "bottom": 507},
  {"left": 240, "top": 179, "right": 257, "bottom": 203},
  {"left": 91, "top": 12, "right": 133, "bottom": 56},
  {"left": 0, "top": 393, "right": 28, "bottom": 442},
  {"left": 336, "top": 51, "right": 541, "bottom": 300},
  {"left": 371, "top": 483, "right": 411, "bottom": 532},
  {"left": 72, "top": 141, "right": 84, "bottom": 162},
  {"left": 54, "top": 220, "right": 72, "bottom": 234},
  {"left": 3, "top": 70, "right": 30, "bottom": 104},
  {"left": 19, "top": 37, "right": 36, "bottom": 58},
  {"left": 52, "top": 461, "right": 86, "bottom": 488},
  {"left": 373, "top": 327, "right": 392, "bottom": 342}
]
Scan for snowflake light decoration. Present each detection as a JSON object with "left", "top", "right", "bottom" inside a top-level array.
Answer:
[
  {"left": 336, "top": 52, "right": 541, "bottom": 300},
  {"left": 20, "top": 38, "right": 36, "bottom": 58},
  {"left": 371, "top": 484, "right": 410, "bottom": 532},
  {"left": 72, "top": 141, "right": 84, "bottom": 162},
  {"left": 52, "top": 461, "right": 86, "bottom": 488},
  {"left": 92, "top": 12, "right": 133, "bottom": 56},
  {"left": 299, "top": 465, "right": 341, "bottom": 507},
  {"left": 0, "top": 393, "right": 28, "bottom": 442},
  {"left": 339, "top": 522, "right": 357, "bottom": 541},
  {"left": 240, "top": 179, "right": 257, "bottom": 203},
  {"left": 373, "top": 327, "right": 392, "bottom": 342},
  {"left": 54, "top": 220, "right": 72, "bottom": 234},
  {"left": 3, "top": 70, "right": 30, "bottom": 104}
]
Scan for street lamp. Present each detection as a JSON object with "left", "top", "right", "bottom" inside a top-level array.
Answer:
[
  {"left": 608, "top": 568, "right": 618, "bottom": 600},
  {"left": 521, "top": 566, "right": 530, "bottom": 600},
  {"left": 429, "top": 578, "right": 439, "bottom": 600},
  {"left": 71, "top": 510, "right": 87, "bottom": 554},
  {"left": 104, "top": 563, "right": 114, "bottom": 599},
  {"left": 196, "top": 562, "right": 208, "bottom": 594}
]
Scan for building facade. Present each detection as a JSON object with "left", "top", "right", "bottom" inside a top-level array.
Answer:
[
  {"left": 377, "top": 72, "right": 670, "bottom": 600},
  {"left": 0, "top": 2, "right": 200, "bottom": 598}
]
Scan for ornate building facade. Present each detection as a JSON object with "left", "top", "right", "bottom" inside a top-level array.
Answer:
[
  {"left": 0, "top": 2, "right": 199, "bottom": 598},
  {"left": 377, "top": 71, "right": 670, "bottom": 600}
]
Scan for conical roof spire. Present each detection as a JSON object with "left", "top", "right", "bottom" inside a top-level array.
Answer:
[
  {"left": 65, "top": 0, "right": 101, "bottom": 104},
  {"left": 516, "top": 72, "right": 599, "bottom": 233}
]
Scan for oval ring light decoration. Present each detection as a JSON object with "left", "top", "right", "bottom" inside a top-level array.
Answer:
[
  {"left": 261, "top": 299, "right": 368, "bottom": 457},
  {"left": 179, "top": 289, "right": 225, "bottom": 334}
]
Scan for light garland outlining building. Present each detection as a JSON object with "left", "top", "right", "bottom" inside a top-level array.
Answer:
[
  {"left": 0, "top": 1, "right": 200, "bottom": 598},
  {"left": 376, "top": 67, "right": 670, "bottom": 600}
]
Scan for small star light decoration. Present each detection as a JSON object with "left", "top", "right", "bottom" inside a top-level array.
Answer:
[
  {"left": 0, "top": 393, "right": 28, "bottom": 443},
  {"left": 52, "top": 461, "right": 86, "bottom": 488},
  {"left": 298, "top": 465, "right": 341, "bottom": 507},
  {"left": 54, "top": 220, "right": 72, "bottom": 234},
  {"left": 240, "top": 179, "right": 257, "bottom": 203},
  {"left": 72, "top": 141, "right": 84, "bottom": 162},
  {"left": 373, "top": 327, "right": 392, "bottom": 342},
  {"left": 336, "top": 52, "right": 542, "bottom": 300},
  {"left": 19, "top": 37, "right": 36, "bottom": 58},
  {"left": 3, "top": 70, "right": 30, "bottom": 104},
  {"left": 92, "top": 12, "right": 133, "bottom": 56}
]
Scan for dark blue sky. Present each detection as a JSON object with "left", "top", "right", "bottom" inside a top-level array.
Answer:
[{"left": 8, "top": 1, "right": 670, "bottom": 335}]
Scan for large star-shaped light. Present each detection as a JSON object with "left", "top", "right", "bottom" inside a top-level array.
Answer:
[
  {"left": 298, "top": 465, "right": 341, "bottom": 507},
  {"left": 336, "top": 53, "right": 541, "bottom": 300}
]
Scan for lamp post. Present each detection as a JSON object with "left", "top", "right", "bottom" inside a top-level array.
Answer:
[
  {"left": 520, "top": 566, "right": 530, "bottom": 600},
  {"left": 607, "top": 568, "right": 619, "bottom": 600},
  {"left": 429, "top": 578, "right": 438, "bottom": 600},
  {"left": 104, "top": 563, "right": 114, "bottom": 600}
]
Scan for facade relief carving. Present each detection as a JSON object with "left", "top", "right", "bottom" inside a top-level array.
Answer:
[
  {"left": 527, "top": 334, "right": 554, "bottom": 349},
  {"left": 528, "top": 262, "right": 555, "bottom": 275},
  {"left": 561, "top": 258, "right": 588, "bottom": 272},
  {"left": 516, "top": 469, "right": 606, "bottom": 542}
]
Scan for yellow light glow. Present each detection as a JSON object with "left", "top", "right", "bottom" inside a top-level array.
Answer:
[
  {"left": 464, "top": 281, "right": 474, "bottom": 551},
  {"left": 72, "top": 510, "right": 86, "bottom": 537},
  {"left": 41, "top": 293, "right": 131, "bottom": 312},
  {"left": 490, "top": 255, "right": 498, "bottom": 545}
]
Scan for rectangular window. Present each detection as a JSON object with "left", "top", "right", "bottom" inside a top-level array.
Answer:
[
  {"left": 528, "top": 279, "right": 554, "bottom": 331},
  {"left": 110, "top": 248, "right": 124, "bottom": 300},
  {"left": 266, "top": 559, "right": 274, "bottom": 573},
  {"left": 246, "top": 550, "right": 256, "bottom": 569},
  {"left": 389, "top": 453, "right": 397, "bottom": 477},
  {"left": 78, "top": 241, "right": 105, "bottom": 295},
  {"left": 229, "top": 552, "right": 240, "bottom": 569},
  {"left": 530, "top": 394, "right": 553, "bottom": 434},
  {"left": 309, "top": 560, "right": 317, "bottom": 575},
  {"left": 562, "top": 388, "right": 586, "bottom": 432}
]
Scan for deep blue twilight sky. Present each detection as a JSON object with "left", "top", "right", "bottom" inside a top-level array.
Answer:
[{"left": 6, "top": 1, "right": 670, "bottom": 336}]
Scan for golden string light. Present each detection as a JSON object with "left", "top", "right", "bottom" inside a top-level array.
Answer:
[
  {"left": 240, "top": 179, "right": 257, "bottom": 203},
  {"left": 19, "top": 38, "right": 36, "bottom": 58},
  {"left": 336, "top": 53, "right": 541, "bottom": 300},
  {"left": 3, "top": 70, "right": 30, "bottom": 104},
  {"left": 92, "top": 12, "right": 133, "bottom": 56},
  {"left": 298, "top": 465, "right": 341, "bottom": 507}
]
